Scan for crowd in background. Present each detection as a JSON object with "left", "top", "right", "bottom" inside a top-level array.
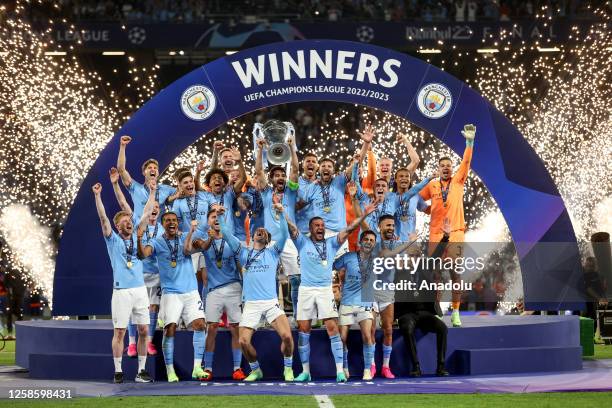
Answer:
[{"left": 54, "top": 0, "right": 603, "bottom": 23}]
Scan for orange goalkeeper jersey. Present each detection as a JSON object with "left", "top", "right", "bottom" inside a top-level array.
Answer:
[{"left": 419, "top": 145, "right": 473, "bottom": 237}]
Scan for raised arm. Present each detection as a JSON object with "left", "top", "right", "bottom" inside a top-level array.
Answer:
[
  {"left": 397, "top": 133, "right": 420, "bottom": 174},
  {"left": 136, "top": 232, "right": 153, "bottom": 259},
  {"left": 337, "top": 201, "right": 378, "bottom": 245},
  {"left": 137, "top": 180, "right": 157, "bottom": 234},
  {"left": 109, "top": 167, "right": 132, "bottom": 214},
  {"left": 218, "top": 208, "right": 242, "bottom": 253},
  {"left": 345, "top": 124, "right": 374, "bottom": 179},
  {"left": 200, "top": 237, "right": 214, "bottom": 251},
  {"left": 184, "top": 221, "right": 198, "bottom": 255},
  {"left": 195, "top": 160, "right": 206, "bottom": 192},
  {"left": 378, "top": 236, "right": 419, "bottom": 259},
  {"left": 285, "top": 215, "right": 300, "bottom": 240},
  {"left": 456, "top": 124, "right": 475, "bottom": 185},
  {"left": 362, "top": 148, "right": 377, "bottom": 194},
  {"left": 402, "top": 170, "right": 438, "bottom": 199},
  {"left": 351, "top": 158, "right": 360, "bottom": 182},
  {"left": 92, "top": 183, "right": 112, "bottom": 238},
  {"left": 348, "top": 181, "right": 370, "bottom": 231},
  {"left": 287, "top": 135, "right": 299, "bottom": 184},
  {"left": 232, "top": 148, "right": 247, "bottom": 194},
  {"left": 273, "top": 203, "right": 289, "bottom": 250},
  {"left": 191, "top": 227, "right": 214, "bottom": 252},
  {"left": 164, "top": 186, "right": 183, "bottom": 208},
  {"left": 116, "top": 135, "right": 133, "bottom": 187},
  {"left": 211, "top": 140, "right": 223, "bottom": 170},
  {"left": 254, "top": 138, "right": 268, "bottom": 191},
  {"left": 350, "top": 159, "right": 369, "bottom": 200}
]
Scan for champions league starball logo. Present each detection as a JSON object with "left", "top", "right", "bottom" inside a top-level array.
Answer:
[
  {"left": 180, "top": 85, "right": 217, "bottom": 120},
  {"left": 417, "top": 83, "right": 452, "bottom": 119},
  {"left": 127, "top": 27, "right": 146, "bottom": 45},
  {"left": 356, "top": 25, "right": 375, "bottom": 43}
]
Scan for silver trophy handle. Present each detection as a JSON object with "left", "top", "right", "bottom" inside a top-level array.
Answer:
[{"left": 252, "top": 122, "right": 268, "bottom": 170}]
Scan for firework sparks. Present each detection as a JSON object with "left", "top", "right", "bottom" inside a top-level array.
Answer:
[
  {"left": 1, "top": 1, "right": 610, "bottom": 310},
  {"left": 474, "top": 7, "right": 612, "bottom": 241},
  {"left": 0, "top": 1, "right": 158, "bottom": 303}
]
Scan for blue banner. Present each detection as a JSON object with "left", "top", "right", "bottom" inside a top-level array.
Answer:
[
  {"left": 53, "top": 40, "right": 580, "bottom": 315},
  {"left": 51, "top": 20, "right": 597, "bottom": 49}
]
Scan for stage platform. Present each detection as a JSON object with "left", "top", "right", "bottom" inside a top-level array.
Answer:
[
  {"left": 15, "top": 315, "right": 583, "bottom": 381},
  {"left": 2, "top": 359, "right": 611, "bottom": 397}
]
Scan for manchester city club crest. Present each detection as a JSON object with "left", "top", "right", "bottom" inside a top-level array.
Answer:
[
  {"left": 417, "top": 83, "right": 452, "bottom": 119},
  {"left": 180, "top": 85, "right": 217, "bottom": 120}
]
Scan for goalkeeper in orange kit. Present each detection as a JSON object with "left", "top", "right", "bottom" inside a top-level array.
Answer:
[{"left": 419, "top": 124, "right": 476, "bottom": 328}]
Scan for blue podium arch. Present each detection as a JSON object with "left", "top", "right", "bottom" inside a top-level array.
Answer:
[{"left": 53, "top": 40, "right": 581, "bottom": 315}]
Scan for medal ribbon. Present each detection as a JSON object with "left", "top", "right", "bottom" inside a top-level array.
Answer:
[
  {"left": 398, "top": 193, "right": 409, "bottom": 218},
  {"left": 356, "top": 251, "right": 372, "bottom": 284},
  {"left": 146, "top": 184, "right": 160, "bottom": 205},
  {"left": 123, "top": 236, "right": 134, "bottom": 264},
  {"left": 319, "top": 182, "right": 331, "bottom": 209},
  {"left": 164, "top": 235, "right": 179, "bottom": 265},
  {"left": 440, "top": 178, "right": 450, "bottom": 206},
  {"left": 212, "top": 238, "right": 226, "bottom": 267},
  {"left": 186, "top": 194, "right": 199, "bottom": 221},
  {"left": 248, "top": 191, "right": 261, "bottom": 218},
  {"left": 215, "top": 192, "right": 225, "bottom": 208},
  {"left": 244, "top": 247, "right": 266, "bottom": 273},
  {"left": 375, "top": 196, "right": 388, "bottom": 220},
  {"left": 310, "top": 237, "right": 328, "bottom": 263},
  {"left": 146, "top": 223, "right": 159, "bottom": 240},
  {"left": 273, "top": 190, "right": 284, "bottom": 218}
]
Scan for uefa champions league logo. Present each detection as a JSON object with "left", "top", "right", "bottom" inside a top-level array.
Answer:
[
  {"left": 417, "top": 83, "right": 452, "bottom": 119},
  {"left": 356, "top": 26, "right": 375, "bottom": 43},
  {"left": 180, "top": 85, "right": 217, "bottom": 120},
  {"left": 127, "top": 27, "right": 146, "bottom": 45}
]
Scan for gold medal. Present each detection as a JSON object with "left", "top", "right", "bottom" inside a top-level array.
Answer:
[
  {"left": 321, "top": 260, "right": 328, "bottom": 266},
  {"left": 234, "top": 211, "right": 241, "bottom": 217},
  {"left": 127, "top": 261, "right": 133, "bottom": 268},
  {"left": 323, "top": 206, "right": 331, "bottom": 213},
  {"left": 400, "top": 215, "right": 408, "bottom": 222},
  {"left": 274, "top": 213, "right": 280, "bottom": 220},
  {"left": 171, "top": 261, "right": 177, "bottom": 268},
  {"left": 216, "top": 259, "right": 222, "bottom": 268},
  {"left": 241, "top": 267, "right": 246, "bottom": 274},
  {"left": 443, "top": 203, "right": 447, "bottom": 208}
]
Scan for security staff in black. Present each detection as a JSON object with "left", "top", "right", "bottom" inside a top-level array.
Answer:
[{"left": 394, "top": 233, "right": 450, "bottom": 377}]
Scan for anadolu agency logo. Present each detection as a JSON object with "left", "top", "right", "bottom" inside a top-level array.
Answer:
[
  {"left": 417, "top": 83, "right": 452, "bottom": 119},
  {"left": 180, "top": 85, "right": 216, "bottom": 120}
]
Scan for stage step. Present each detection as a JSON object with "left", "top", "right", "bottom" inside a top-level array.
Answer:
[
  {"left": 454, "top": 346, "right": 583, "bottom": 375},
  {"left": 29, "top": 353, "right": 161, "bottom": 381},
  {"left": 18, "top": 316, "right": 583, "bottom": 380}
]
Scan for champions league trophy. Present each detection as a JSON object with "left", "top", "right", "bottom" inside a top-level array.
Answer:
[{"left": 252, "top": 120, "right": 296, "bottom": 170}]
